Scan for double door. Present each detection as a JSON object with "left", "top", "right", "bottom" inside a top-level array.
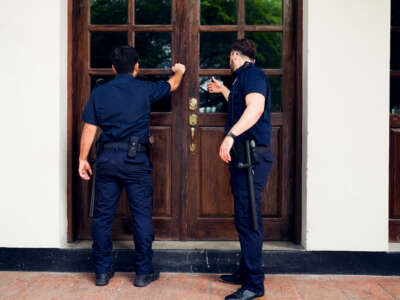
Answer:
[{"left": 70, "top": 0, "right": 296, "bottom": 241}]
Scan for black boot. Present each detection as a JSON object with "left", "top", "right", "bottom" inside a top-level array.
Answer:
[
  {"left": 225, "top": 288, "right": 264, "bottom": 300},
  {"left": 220, "top": 271, "right": 242, "bottom": 285},
  {"left": 95, "top": 269, "right": 115, "bottom": 286},
  {"left": 134, "top": 271, "right": 160, "bottom": 287}
]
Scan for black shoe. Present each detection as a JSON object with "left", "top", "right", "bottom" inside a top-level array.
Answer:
[
  {"left": 134, "top": 271, "right": 160, "bottom": 287},
  {"left": 220, "top": 272, "right": 242, "bottom": 285},
  {"left": 95, "top": 269, "right": 115, "bottom": 286},
  {"left": 225, "top": 288, "right": 264, "bottom": 300}
]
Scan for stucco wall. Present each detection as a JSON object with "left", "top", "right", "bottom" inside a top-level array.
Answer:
[
  {"left": 0, "top": 0, "right": 68, "bottom": 247},
  {"left": 302, "top": 0, "right": 390, "bottom": 251}
]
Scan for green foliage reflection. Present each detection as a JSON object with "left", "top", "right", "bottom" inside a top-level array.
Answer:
[
  {"left": 136, "top": 33, "right": 172, "bottom": 69},
  {"left": 201, "top": 0, "right": 237, "bottom": 25},
  {"left": 135, "top": 0, "right": 171, "bottom": 24},
  {"left": 245, "top": 0, "right": 282, "bottom": 25},
  {"left": 91, "top": 0, "right": 128, "bottom": 24}
]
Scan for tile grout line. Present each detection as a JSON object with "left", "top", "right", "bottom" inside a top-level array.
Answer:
[
  {"left": 288, "top": 278, "right": 304, "bottom": 300},
  {"left": 112, "top": 274, "right": 129, "bottom": 300},
  {"left": 377, "top": 282, "right": 398, "bottom": 300}
]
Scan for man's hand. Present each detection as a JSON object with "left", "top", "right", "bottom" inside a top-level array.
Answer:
[
  {"left": 168, "top": 63, "right": 186, "bottom": 92},
  {"left": 172, "top": 63, "right": 186, "bottom": 75},
  {"left": 79, "top": 159, "right": 93, "bottom": 180},
  {"left": 208, "top": 77, "right": 224, "bottom": 94},
  {"left": 219, "top": 136, "right": 234, "bottom": 163}
]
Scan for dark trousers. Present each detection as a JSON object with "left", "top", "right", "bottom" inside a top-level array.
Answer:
[
  {"left": 229, "top": 151, "right": 274, "bottom": 294},
  {"left": 92, "top": 149, "right": 154, "bottom": 275}
]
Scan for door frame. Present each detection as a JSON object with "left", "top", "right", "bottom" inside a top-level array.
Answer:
[{"left": 67, "top": 0, "right": 303, "bottom": 243}]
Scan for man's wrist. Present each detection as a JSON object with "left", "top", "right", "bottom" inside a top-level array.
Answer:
[{"left": 226, "top": 131, "right": 237, "bottom": 141}]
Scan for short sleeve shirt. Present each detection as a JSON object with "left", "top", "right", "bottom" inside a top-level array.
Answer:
[
  {"left": 225, "top": 62, "right": 272, "bottom": 147},
  {"left": 82, "top": 73, "right": 171, "bottom": 144}
]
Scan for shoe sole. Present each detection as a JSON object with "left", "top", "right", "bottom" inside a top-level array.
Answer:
[
  {"left": 219, "top": 278, "right": 242, "bottom": 285},
  {"left": 134, "top": 272, "right": 160, "bottom": 287}
]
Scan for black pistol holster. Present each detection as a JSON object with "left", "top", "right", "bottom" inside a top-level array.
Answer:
[{"left": 128, "top": 136, "right": 139, "bottom": 158}]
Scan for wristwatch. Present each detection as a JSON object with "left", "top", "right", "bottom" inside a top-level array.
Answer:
[{"left": 226, "top": 131, "right": 237, "bottom": 140}]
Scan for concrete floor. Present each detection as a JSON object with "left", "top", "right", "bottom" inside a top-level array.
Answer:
[{"left": 0, "top": 272, "right": 399, "bottom": 300}]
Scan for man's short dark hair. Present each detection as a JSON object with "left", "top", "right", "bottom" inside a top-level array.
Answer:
[
  {"left": 111, "top": 46, "right": 139, "bottom": 74},
  {"left": 231, "top": 39, "right": 257, "bottom": 60}
]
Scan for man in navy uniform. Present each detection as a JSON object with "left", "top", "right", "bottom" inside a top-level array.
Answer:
[
  {"left": 208, "top": 39, "right": 274, "bottom": 300},
  {"left": 78, "top": 46, "right": 185, "bottom": 287}
]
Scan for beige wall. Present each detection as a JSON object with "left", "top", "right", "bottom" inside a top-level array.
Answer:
[
  {"left": 302, "top": 0, "right": 390, "bottom": 250},
  {"left": 0, "top": 0, "right": 68, "bottom": 247}
]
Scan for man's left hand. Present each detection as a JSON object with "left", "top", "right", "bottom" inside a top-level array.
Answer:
[{"left": 219, "top": 136, "right": 234, "bottom": 163}]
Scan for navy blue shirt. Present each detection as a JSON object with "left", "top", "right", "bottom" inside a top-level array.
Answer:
[
  {"left": 225, "top": 62, "right": 272, "bottom": 147},
  {"left": 82, "top": 74, "right": 171, "bottom": 144}
]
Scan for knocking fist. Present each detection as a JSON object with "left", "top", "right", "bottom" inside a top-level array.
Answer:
[
  {"left": 208, "top": 77, "right": 224, "bottom": 94},
  {"left": 172, "top": 63, "right": 186, "bottom": 74}
]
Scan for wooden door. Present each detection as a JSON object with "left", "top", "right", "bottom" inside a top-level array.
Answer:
[
  {"left": 70, "top": 0, "right": 296, "bottom": 241},
  {"left": 183, "top": 0, "right": 295, "bottom": 240}
]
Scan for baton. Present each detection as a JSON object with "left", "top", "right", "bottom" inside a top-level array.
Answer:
[
  {"left": 89, "top": 158, "right": 96, "bottom": 218},
  {"left": 237, "top": 140, "right": 258, "bottom": 231}
]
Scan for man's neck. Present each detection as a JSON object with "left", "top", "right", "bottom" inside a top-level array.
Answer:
[{"left": 234, "top": 59, "right": 252, "bottom": 72}]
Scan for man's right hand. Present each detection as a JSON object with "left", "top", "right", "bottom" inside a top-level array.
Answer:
[
  {"left": 208, "top": 77, "right": 224, "bottom": 94},
  {"left": 172, "top": 63, "right": 186, "bottom": 75},
  {"left": 79, "top": 159, "right": 93, "bottom": 180}
]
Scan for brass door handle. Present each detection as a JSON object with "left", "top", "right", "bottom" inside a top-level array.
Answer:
[{"left": 190, "top": 127, "right": 196, "bottom": 152}]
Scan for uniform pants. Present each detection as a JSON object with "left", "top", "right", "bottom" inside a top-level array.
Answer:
[
  {"left": 229, "top": 151, "right": 274, "bottom": 294},
  {"left": 92, "top": 149, "right": 154, "bottom": 275}
]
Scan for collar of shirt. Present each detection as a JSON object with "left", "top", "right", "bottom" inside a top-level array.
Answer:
[
  {"left": 233, "top": 61, "right": 254, "bottom": 77},
  {"left": 115, "top": 73, "right": 134, "bottom": 80}
]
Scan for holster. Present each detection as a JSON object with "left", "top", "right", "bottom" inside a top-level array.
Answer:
[
  {"left": 128, "top": 136, "right": 139, "bottom": 158},
  {"left": 231, "top": 139, "right": 260, "bottom": 166}
]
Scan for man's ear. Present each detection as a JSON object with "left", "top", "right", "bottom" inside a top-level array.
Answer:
[{"left": 112, "top": 65, "right": 117, "bottom": 73}]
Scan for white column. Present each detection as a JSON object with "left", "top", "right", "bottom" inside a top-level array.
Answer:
[
  {"left": 302, "top": 0, "right": 391, "bottom": 251},
  {"left": 0, "top": 0, "right": 68, "bottom": 247}
]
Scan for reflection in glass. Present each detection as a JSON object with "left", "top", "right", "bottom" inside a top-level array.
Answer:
[
  {"left": 269, "top": 76, "right": 281, "bottom": 112},
  {"left": 200, "top": 33, "right": 237, "bottom": 69},
  {"left": 245, "top": 0, "right": 282, "bottom": 25},
  {"left": 135, "top": 32, "right": 172, "bottom": 69},
  {"left": 91, "top": 0, "right": 128, "bottom": 24},
  {"left": 199, "top": 76, "right": 234, "bottom": 113},
  {"left": 392, "top": 0, "right": 400, "bottom": 26},
  {"left": 137, "top": 75, "right": 171, "bottom": 112},
  {"left": 90, "top": 75, "right": 115, "bottom": 91},
  {"left": 245, "top": 32, "right": 281, "bottom": 69},
  {"left": 135, "top": 0, "right": 171, "bottom": 24},
  {"left": 201, "top": 0, "right": 237, "bottom": 25},
  {"left": 91, "top": 32, "right": 128, "bottom": 68},
  {"left": 391, "top": 32, "right": 400, "bottom": 70}
]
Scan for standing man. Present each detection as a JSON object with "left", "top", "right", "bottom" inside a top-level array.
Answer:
[
  {"left": 78, "top": 46, "right": 185, "bottom": 287},
  {"left": 208, "top": 39, "right": 274, "bottom": 300}
]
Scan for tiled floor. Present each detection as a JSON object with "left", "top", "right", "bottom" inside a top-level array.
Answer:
[{"left": 0, "top": 272, "right": 399, "bottom": 300}]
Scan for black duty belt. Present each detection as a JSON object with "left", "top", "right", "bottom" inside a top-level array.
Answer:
[{"left": 103, "top": 142, "right": 147, "bottom": 152}]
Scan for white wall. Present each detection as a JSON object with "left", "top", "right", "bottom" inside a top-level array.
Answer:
[
  {"left": 302, "top": 0, "right": 391, "bottom": 251},
  {"left": 0, "top": 0, "right": 68, "bottom": 247}
]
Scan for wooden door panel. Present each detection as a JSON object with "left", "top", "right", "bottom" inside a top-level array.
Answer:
[
  {"left": 390, "top": 125, "right": 400, "bottom": 241},
  {"left": 261, "top": 126, "right": 281, "bottom": 217},
  {"left": 199, "top": 127, "right": 234, "bottom": 217},
  {"left": 150, "top": 126, "right": 172, "bottom": 218}
]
